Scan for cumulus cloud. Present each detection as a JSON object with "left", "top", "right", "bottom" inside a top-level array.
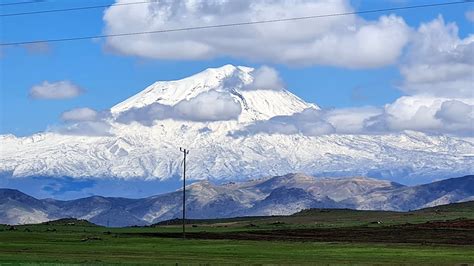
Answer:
[
  {"left": 385, "top": 17, "right": 474, "bottom": 136},
  {"left": 399, "top": 16, "right": 474, "bottom": 98},
  {"left": 103, "top": 0, "right": 410, "bottom": 68},
  {"left": 29, "top": 81, "right": 83, "bottom": 100},
  {"left": 175, "top": 90, "right": 242, "bottom": 121},
  {"left": 117, "top": 90, "right": 242, "bottom": 125},
  {"left": 231, "top": 108, "right": 335, "bottom": 137},
  {"left": 435, "top": 100, "right": 473, "bottom": 124},
  {"left": 325, "top": 107, "right": 382, "bottom": 134},
  {"left": 55, "top": 121, "right": 113, "bottom": 136},
  {"left": 61, "top": 107, "right": 98, "bottom": 122},
  {"left": 231, "top": 95, "right": 473, "bottom": 137},
  {"left": 52, "top": 108, "right": 113, "bottom": 136},
  {"left": 245, "top": 66, "right": 284, "bottom": 90},
  {"left": 435, "top": 100, "right": 474, "bottom": 134},
  {"left": 230, "top": 106, "right": 383, "bottom": 137},
  {"left": 116, "top": 103, "right": 171, "bottom": 126},
  {"left": 365, "top": 96, "right": 474, "bottom": 136}
]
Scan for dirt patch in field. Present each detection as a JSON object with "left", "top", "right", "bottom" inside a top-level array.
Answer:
[{"left": 123, "top": 219, "right": 474, "bottom": 245}]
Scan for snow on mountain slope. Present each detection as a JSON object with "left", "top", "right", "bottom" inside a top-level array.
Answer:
[
  {"left": 1, "top": 174, "right": 472, "bottom": 226},
  {"left": 111, "top": 65, "right": 317, "bottom": 122},
  {"left": 1, "top": 127, "right": 472, "bottom": 181},
  {"left": 0, "top": 65, "right": 473, "bottom": 182}
]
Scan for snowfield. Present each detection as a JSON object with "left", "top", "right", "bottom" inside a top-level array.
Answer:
[{"left": 1, "top": 65, "right": 473, "bottom": 182}]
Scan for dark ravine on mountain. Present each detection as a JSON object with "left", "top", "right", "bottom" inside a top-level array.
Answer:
[{"left": 1, "top": 174, "right": 472, "bottom": 227}]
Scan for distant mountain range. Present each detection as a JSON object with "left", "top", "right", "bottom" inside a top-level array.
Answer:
[{"left": 1, "top": 174, "right": 472, "bottom": 227}]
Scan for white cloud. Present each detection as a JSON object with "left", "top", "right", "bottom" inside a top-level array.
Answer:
[
  {"left": 365, "top": 95, "right": 474, "bottom": 136},
  {"left": 29, "top": 81, "right": 83, "bottom": 100},
  {"left": 116, "top": 103, "right": 172, "bottom": 126},
  {"left": 231, "top": 95, "right": 473, "bottom": 137},
  {"left": 366, "top": 96, "right": 445, "bottom": 132},
  {"left": 53, "top": 109, "right": 112, "bottom": 136},
  {"left": 61, "top": 108, "right": 98, "bottom": 122},
  {"left": 54, "top": 121, "right": 112, "bottom": 136},
  {"left": 385, "top": 17, "right": 474, "bottom": 136},
  {"left": 325, "top": 107, "right": 382, "bottom": 134},
  {"left": 435, "top": 100, "right": 474, "bottom": 134},
  {"left": 466, "top": 10, "right": 474, "bottom": 23},
  {"left": 399, "top": 16, "right": 474, "bottom": 98},
  {"left": 103, "top": 0, "right": 410, "bottom": 68},
  {"left": 117, "top": 90, "right": 241, "bottom": 125},
  {"left": 245, "top": 66, "right": 284, "bottom": 90},
  {"left": 231, "top": 108, "right": 335, "bottom": 137},
  {"left": 174, "top": 90, "right": 242, "bottom": 121}
]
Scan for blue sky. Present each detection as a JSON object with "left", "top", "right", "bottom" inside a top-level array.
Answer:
[
  {"left": 1, "top": 0, "right": 472, "bottom": 136},
  {"left": 0, "top": 0, "right": 473, "bottom": 199}
]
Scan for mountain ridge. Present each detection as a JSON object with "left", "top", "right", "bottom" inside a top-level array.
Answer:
[{"left": 1, "top": 174, "right": 472, "bottom": 227}]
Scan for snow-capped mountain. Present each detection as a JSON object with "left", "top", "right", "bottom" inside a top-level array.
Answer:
[
  {"left": 0, "top": 65, "right": 473, "bottom": 186},
  {"left": 1, "top": 174, "right": 472, "bottom": 226},
  {"left": 111, "top": 65, "right": 317, "bottom": 122}
]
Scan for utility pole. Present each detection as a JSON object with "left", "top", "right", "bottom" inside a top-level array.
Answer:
[{"left": 180, "top": 147, "right": 189, "bottom": 239}]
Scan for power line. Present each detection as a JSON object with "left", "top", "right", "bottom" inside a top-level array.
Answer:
[
  {"left": 0, "top": 0, "right": 45, "bottom": 7},
  {"left": 1, "top": 0, "right": 472, "bottom": 47},
  {"left": 0, "top": 0, "right": 159, "bottom": 17},
  {"left": 1, "top": 0, "right": 471, "bottom": 17}
]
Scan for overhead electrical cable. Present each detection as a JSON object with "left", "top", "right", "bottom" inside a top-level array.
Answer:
[
  {"left": 0, "top": 0, "right": 45, "bottom": 7},
  {"left": 1, "top": 0, "right": 472, "bottom": 46},
  {"left": 1, "top": 0, "right": 472, "bottom": 17},
  {"left": 0, "top": 0, "right": 159, "bottom": 17}
]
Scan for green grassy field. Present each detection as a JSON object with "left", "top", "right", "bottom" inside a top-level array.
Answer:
[
  {"left": 153, "top": 200, "right": 474, "bottom": 231},
  {"left": 0, "top": 202, "right": 473, "bottom": 264},
  {"left": 1, "top": 232, "right": 473, "bottom": 264}
]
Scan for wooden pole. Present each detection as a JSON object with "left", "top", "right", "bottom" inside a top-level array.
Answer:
[{"left": 180, "top": 147, "right": 189, "bottom": 239}]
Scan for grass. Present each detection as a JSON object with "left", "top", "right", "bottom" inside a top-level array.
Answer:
[
  {"left": 0, "top": 229, "right": 473, "bottom": 264},
  {"left": 152, "top": 200, "right": 474, "bottom": 231},
  {"left": 0, "top": 201, "right": 473, "bottom": 264}
]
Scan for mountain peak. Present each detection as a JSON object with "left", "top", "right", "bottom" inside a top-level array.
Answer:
[
  {"left": 110, "top": 64, "right": 252, "bottom": 114},
  {"left": 110, "top": 64, "right": 317, "bottom": 122},
  {"left": 202, "top": 64, "right": 253, "bottom": 75}
]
